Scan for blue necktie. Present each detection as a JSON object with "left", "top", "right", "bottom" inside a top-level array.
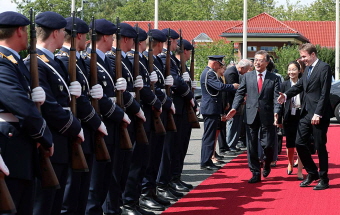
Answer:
[{"left": 307, "top": 66, "right": 313, "bottom": 79}]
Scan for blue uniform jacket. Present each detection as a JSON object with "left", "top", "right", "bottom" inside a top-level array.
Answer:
[
  {"left": 158, "top": 49, "right": 193, "bottom": 115},
  {"left": 0, "top": 47, "right": 53, "bottom": 180},
  {"left": 200, "top": 66, "right": 235, "bottom": 115},
  {"left": 24, "top": 48, "right": 82, "bottom": 164},
  {"left": 56, "top": 47, "right": 102, "bottom": 153}
]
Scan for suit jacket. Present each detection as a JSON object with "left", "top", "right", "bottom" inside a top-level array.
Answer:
[
  {"left": 232, "top": 70, "right": 281, "bottom": 125},
  {"left": 0, "top": 47, "right": 53, "bottom": 180},
  {"left": 200, "top": 66, "right": 235, "bottom": 115},
  {"left": 280, "top": 80, "right": 304, "bottom": 122},
  {"left": 224, "top": 66, "right": 239, "bottom": 106},
  {"left": 285, "top": 59, "right": 332, "bottom": 119}
]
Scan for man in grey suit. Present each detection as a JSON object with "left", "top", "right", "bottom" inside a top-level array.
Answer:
[
  {"left": 224, "top": 59, "right": 251, "bottom": 153},
  {"left": 226, "top": 50, "right": 281, "bottom": 183}
]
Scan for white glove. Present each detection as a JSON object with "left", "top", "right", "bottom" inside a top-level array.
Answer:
[
  {"left": 98, "top": 121, "right": 108, "bottom": 135},
  {"left": 90, "top": 84, "right": 103, "bottom": 100},
  {"left": 165, "top": 75, "right": 174, "bottom": 86},
  {"left": 136, "top": 108, "right": 146, "bottom": 122},
  {"left": 134, "top": 75, "right": 143, "bottom": 90},
  {"left": 69, "top": 81, "right": 81, "bottom": 98},
  {"left": 0, "top": 154, "right": 9, "bottom": 176},
  {"left": 170, "top": 102, "right": 176, "bottom": 114},
  {"left": 191, "top": 81, "right": 198, "bottom": 89},
  {"left": 150, "top": 71, "right": 158, "bottom": 84},
  {"left": 123, "top": 112, "right": 131, "bottom": 124},
  {"left": 116, "top": 77, "right": 127, "bottom": 91},
  {"left": 32, "top": 86, "right": 46, "bottom": 105},
  {"left": 182, "top": 72, "right": 190, "bottom": 82},
  {"left": 78, "top": 128, "right": 85, "bottom": 142},
  {"left": 190, "top": 98, "right": 195, "bottom": 107}
]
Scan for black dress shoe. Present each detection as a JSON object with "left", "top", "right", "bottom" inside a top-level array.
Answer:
[
  {"left": 142, "top": 189, "right": 171, "bottom": 206},
  {"left": 248, "top": 174, "right": 261, "bottom": 183},
  {"left": 136, "top": 205, "right": 156, "bottom": 215},
  {"left": 139, "top": 196, "right": 165, "bottom": 211},
  {"left": 263, "top": 166, "right": 271, "bottom": 178},
  {"left": 300, "top": 174, "right": 320, "bottom": 187},
  {"left": 154, "top": 193, "right": 171, "bottom": 206},
  {"left": 200, "top": 164, "right": 221, "bottom": 171},
  {"left": 313, "top": 180, "right": 329, "bottom": 190},
  {"left": 122, "top": 204, "right": 142, "bottom": 215},
  {"left": 169, "top": 180, "right": 190, "bottom": 192},
  {"left": 230, "top": 147, "right": 240, "bottom": 152},
  {"left": 156, "top": 187, "right": 178, "bottom": 201},
  {"left": 178, "top": 179, "right": 193, "bottom": 190},
  {"left": 221, "top": 150, "right": 236, "bottom": 156},
  {"left": 168, "top": 187, "right": 184, "bottom": 198}
]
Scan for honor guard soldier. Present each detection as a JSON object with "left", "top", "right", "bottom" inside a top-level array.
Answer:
[
  {"left": 83, "top": 19, "right": 129, "bottom": 215},
  {"left": 0, "top": 11, "right": 53, "bottom": 215},
  {"left": 123, "top": 26, "right": 164, "bottom": 214},
  {"left": 23, "top": 11, "right": 83, "bottom": 215},
  {"left": 140, "top": 29, "right": 174, "bottom": 211},
  {"left": 200, "top": 55, "right": 238, "bottom": 171},
  {"left": 172, "top": 39, "right": 196, "bottom": 191},
  {"left": 55, "top": 17, "right": 108, "bottom": 215},
  {"left": 156, "top": 28, "right": 193, "bottom": 200},
  {"left": 105, "top": 22, "right": 146, "bottom": 215}
]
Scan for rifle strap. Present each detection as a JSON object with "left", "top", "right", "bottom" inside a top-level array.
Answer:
[
  {"left": 37, "top": 56, "right": 71, "bottom": 100},
  {"left": 121, "top": 61, "right": 133, "bottom": 82}
]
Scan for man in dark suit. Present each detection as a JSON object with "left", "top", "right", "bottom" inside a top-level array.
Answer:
[
  {"left": 226, "top": 50, "right": 281, "bottom": 183},
  {"left": 278, "top": 43, "right": 332, "bottom": 190},
  {"left": 200, "top": 55, "right": 238, "bottom": 170},
  {"left": 223, "top": 59, "right": 251, "bottom": 153}
]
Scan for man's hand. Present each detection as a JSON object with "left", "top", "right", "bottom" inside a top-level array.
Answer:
[
  {"left": 182, "top": 72, "right": 190, "bottom": 82},
  {"left": 90, "top": 84, "right": 103, "bottom": 100},
  {"left": 170, "top": 102, "right": 176, "bottom": 114},
  {"left": 116, "top": 77, "right": 127, "bottom": 91},
  {"left": 134, "top": 75, "right": 144, "bottom": 90},
  {"left": 98, "top": 121, "right": 108, "bottom": 136},
  {"left": 47, "top": 144, "right": 54, "bottom": 157},
  {"left": 150, "top": 71, "right": 158, "bottom": 84},
  {"left": 0, "top": 154, "right": 9, "bottom": 176},
  {"left": 233, "top": 83, "right": 239, "bottom": 89},
  {"left": 69, "top": 81, "right": 82, "bottom": 98},
  {"left": 136, "top": 108, "right": 146, "bottom": 122},
  {"left": 190, "top": 98, "right": 195, "bottom": 107},
  {"left": 277, "top": 92, "right": 286, "bottom": 104},
  {"left": 123, "top": 113, "right": 131, "bottom": 124},
  {"left": 165, "top": 75, "right": 174, "bottom": 86},
  {"left": 311, "top": 114, "right": 321, "bottom": 125},
  {"left": 191, "top": 81, "right": 198, "bottom": 89},
  {"left": 221, "top": 114, "right": 228, "bottom": 122},
  {"left": 32, "top": 86, "right": 46, "bottom": 105},
  {"left": 226, "top": 109, "right": 237, "bottom": 120},
  {"left": 78, "top": 128, "right": 85, "bottom": 142}
]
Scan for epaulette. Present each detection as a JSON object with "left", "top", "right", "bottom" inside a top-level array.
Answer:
[
  {"left": 0, "top": 52, "right": 18, "bottom": 64},
  {"left": 38, "top": 54, "right": 49, "bottom": 63},
  {"left": 106, "top": 50, "right": 116, "bottom": 56},
  {"left": 55, "top": 50, "right": 69, "bottom": 57},
  {"left": 126, "top": 52, "right": 134, "bottom": 57}
]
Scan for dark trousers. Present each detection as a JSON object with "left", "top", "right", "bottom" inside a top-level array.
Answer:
[
  {"left": 201, "top": 114, "right": 220, "bottom": 166},
  {"left": 227, "top": 113, "right": 244, "bottom": 149},
  {"left": 246, "top": 113, "right": 275, "bottom": 175},
  {"left": 157, "top": 131, "right": 174, "bottom": 186},
  {"left": 61, "top": 154, "right": 94, "bottom": 215},
  {"left": 5, "top": 177, "right": 34, "bottom": 215},
  {"left": 283, "top": 111, "right": 300, "bottom": 148},
  {"left": 34, "top": 163, "right": 69, "bottom": 215},
  {"left": 295, "top": 111, "right": 330, "bottom": 180},
  {"left": 218, "top": 120, "right": 229, "bottom": 152}
]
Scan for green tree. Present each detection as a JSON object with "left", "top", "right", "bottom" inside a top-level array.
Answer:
[
  {"left": 194, "top": 40, "right": 234, "bottom": 80},
  {"left": 273, "top": 44, "right": 300, "bottom": 77}
]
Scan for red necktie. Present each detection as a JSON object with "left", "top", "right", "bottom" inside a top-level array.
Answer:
[{"left": 258, "top": 73, "right": 263, "bottom": 93}]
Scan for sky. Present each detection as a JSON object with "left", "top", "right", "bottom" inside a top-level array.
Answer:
[{"left": 0, "top": 0, "right": 317, "bottom": 13}]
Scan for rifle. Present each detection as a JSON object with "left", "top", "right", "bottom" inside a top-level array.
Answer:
[
  {"left": 0, "top": 150, "right": 16, "bottom": 213},
  {"left": 147, "top": 24, "right": 166, "bottom": 135},
  {"left": 89, "top": 17, "right": 111, "bottom": 162},
  {"left": 133, "top": 24, "right": 148, "bottom": 144},
  {"left": 189, "top": 40, "right": 200, "bottom": 128},
  {"left": 29, "top": 8, "right": 60, "bottom": 189},
  {"left": 178, "top": 29, "right": 200, "bottom": 127},
  {"left": 68, "top": 12, "right": 89, "bottom": 172},
  {"left": 164, "top": 28, "right": 177, "bottom": 132},
  {"left": 115, "top": 17, "right": 132, "bottom": 150}
]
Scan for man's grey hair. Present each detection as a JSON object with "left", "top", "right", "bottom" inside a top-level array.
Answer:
[{"left": 237, "top": 59, "right": 252, "bottom": 68}]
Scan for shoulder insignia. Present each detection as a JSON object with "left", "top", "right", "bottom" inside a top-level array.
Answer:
[
  {"left": 0, "top": 53, "right": 18, "bottom": 64},
  {"left": 126, "top": 52, "right": 134, "bottom": 57},
  {"left": 56, "top": 50, "right": 69, "bottom": 57},
  {"left": 38, "top": 54, "right": 49, "bottom": 63}
]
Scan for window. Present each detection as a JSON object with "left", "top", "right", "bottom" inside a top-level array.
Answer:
[
  {"left": 260, "top": 46, "right": 277, "bottom": 52},
  {"left": 247, "top": 46, "right": 257, "bottom": 51}
]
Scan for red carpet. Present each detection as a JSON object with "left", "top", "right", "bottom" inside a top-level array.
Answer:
[{"left": 163, "top": 125, "right": 340, "bottom": 215}]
